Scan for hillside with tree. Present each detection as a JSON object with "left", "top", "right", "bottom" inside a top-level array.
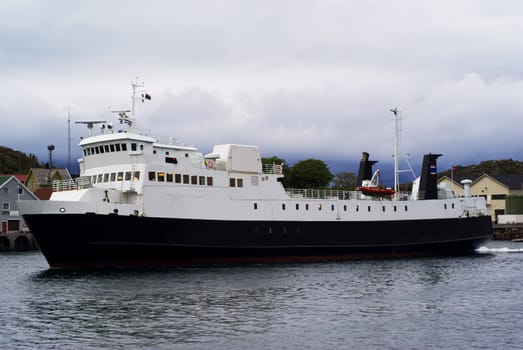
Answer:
[
  {"left": 0, "top": 146, "right": 43, "bottom": 174},
  {"left": 438, "top": 159, "right": 523, "bottom": 179}
]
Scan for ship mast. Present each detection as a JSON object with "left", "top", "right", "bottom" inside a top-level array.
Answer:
[
  {"left": 391, "top": 108, "right": 400, "bottom": 195},
  {"left": 390, "top": 108, "right": 416, "bottom": 198}
]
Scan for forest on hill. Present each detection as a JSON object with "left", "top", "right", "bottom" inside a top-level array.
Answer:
[
  {"left": 437, "top": 159, "right": 523, "bottom": 180},
  {"left": 0, "top": 146, "right": 43, "bottom": 174}
]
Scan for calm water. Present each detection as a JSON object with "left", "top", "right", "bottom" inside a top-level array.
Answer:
[{"left": 1, "top": 242, "right": 522, "bottom": 350}]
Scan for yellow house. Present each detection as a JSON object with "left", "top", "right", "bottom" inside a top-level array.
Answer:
[
  {"left": 438, "top": 174, "right": 523, "bottom": 223},
  {"left": 24, "top": 168, "right": 72, "bottom": 198}
]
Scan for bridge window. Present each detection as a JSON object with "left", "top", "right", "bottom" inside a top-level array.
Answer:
[
  {"left": 104, "top": 145, "right": 110, "bottom": 153},
  {"left": 148, "top": 172, "right": 156, "bottom": 181},
  {"left": 296, "top": 203, "right": 300, "bottom": 210},
  {"left": 157, "top": 172, "right": 165, "bottom": 182},
  {"left": 331, "top": 204, "right": 335, "bottom": 211},
  {"left": 115, "top": 144, "right": 121, "bottom": 152},
  {"left": 191, "top": 175, "right": 197, "bottom": 185},
  {"left": 207, "top": 177, "right": 213, "bottom": 186},
  {"left": 167, "top": 173, "right": 173, "bottom": 182},
  {"left": 183, "top": 175, "right": 189, "bottom": 184},
  {"left": 237, "top": 178, "right": 243, "bottom": 187},
  {"left": 117, "top": 172, "right": 123, "bottom": 181},
  {"left": 131, "top": 143, "right": 137, "bottom": 151},
  {"left": 199, "top": 176, "right": 205, "bottom": 185},
  {"left": 110, "top": 144, "right": 115, "bottom": 152},
  {"left": 121, "top": 143, "right": 127, "bottom": 151},
  {"left": 282, "top": 204, "right": 286, "bottom": 210},
  {"left": 306, "top": 204, "right": 309, "bottom": 210},
  {"left": 110, "top": 173, "right": 116, "bottom": 182},
  {"left": 175, "top": 174, "right": 181, "bottom": 183},
  {"left": 254, "top": 203, "right": 258, "bottom": 210},
  {"left": 404, "top": 205, "right": 408, "bottom": 212},
  {"left": 103, "top": 174, "right": 109, "bottom": 182},
  {"left": 133, "top": 172, "right": 140, "bottom": 181},
  {"left": 230, "top": 178, "right": 236, "bottom": 187}
]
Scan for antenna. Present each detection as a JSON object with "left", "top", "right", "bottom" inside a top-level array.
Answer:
[
  {"left": 75, "top": 120, "right": 107, "bottom": 137},
  {"left": 67, "top": 109, "right": 71, "bottom": 172},
  {"left": 390, "top": 108, "right": 416, "bottom": 197},
  {"left": 131, "top": 78, "right": 151, "bottom": 117}
]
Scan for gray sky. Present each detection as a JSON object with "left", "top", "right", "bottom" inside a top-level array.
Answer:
[{"left": 2, "top": 0, "right": 523, "bottom": 177}]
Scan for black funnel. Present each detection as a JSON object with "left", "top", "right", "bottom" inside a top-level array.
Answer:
[
  {"left": 357, "top": 152, "right": 378, "bottom": 186},
  {"left": 419, "top": 153, "right": 442, "bottom": 199}
]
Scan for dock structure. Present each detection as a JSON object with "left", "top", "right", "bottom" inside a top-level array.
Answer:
[
  {"left": 0, "top": 231, "right": 38, "bottom": 252},
  {"left": 493, "top": 223, "right": 523, "bottom": 241}
]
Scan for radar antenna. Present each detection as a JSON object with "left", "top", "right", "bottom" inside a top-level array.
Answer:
[{"left": 75, "top": 120, "right": 107, "bottom": 137}]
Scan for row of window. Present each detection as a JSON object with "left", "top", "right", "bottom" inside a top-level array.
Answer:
[
  {"left": 148, "top": 172, "right": 214, "bottom": 186},
  {"left": 253, "top": 202, "right": 456, "bottom": 212},
  {"left": 146, "top": 172, "right": 245, "bottom": 188},
  {"left": 84, "top": 143, "right": 129, "bottom": 156},
  {"left": 2, "top": 187, "right": 23, "bottom": 194},
  {"left": 91, "top": 171, "right": 140, "bottom": 184}
]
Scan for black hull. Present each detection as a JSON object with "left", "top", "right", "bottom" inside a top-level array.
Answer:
[{"left": 23, "top": 214, "right": 493, "bottom": 268}]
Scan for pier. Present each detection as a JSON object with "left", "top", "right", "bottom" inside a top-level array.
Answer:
[{"left": 0, "top": 231, "right": 38, "bottom": 252}]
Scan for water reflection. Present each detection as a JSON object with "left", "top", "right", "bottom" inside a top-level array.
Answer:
[{"left": 2, "top": 251, "right": 508, "bottom": 349}]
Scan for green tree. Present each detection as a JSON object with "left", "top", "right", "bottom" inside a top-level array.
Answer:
[
  {"left": 286, "top": 158, "right": 333, "bottom": 189},
  {"left": 331, "top": 171, "right": 357, "bottom": 190}
]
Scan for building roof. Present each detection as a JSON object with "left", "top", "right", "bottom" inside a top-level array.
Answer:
[
  {"left": 0, "top": 174, "right": 26, "bottom": 183},
  {"left": 489, "top": 174, "right": 523, "bottom": 190},
  {"left": 26, "top": 168, "right": 72, "bottom": 185},
  {"left": 439, "top": 174, "right": 523, "bottom": 190},
  {"left": 0, "top": 175, "right": 39, "bottom": 199}
]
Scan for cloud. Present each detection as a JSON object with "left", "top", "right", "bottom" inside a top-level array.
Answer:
[{"left": 1, "top": 0, "right": 523, "bottom": 174}]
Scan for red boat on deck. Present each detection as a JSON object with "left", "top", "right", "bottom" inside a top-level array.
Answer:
[{"left": 357, "top": 169, "right": 395, "bottom": 197}]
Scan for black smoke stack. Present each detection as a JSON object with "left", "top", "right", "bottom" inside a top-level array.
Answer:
[
  {"left": 419, "top": 153, "right": 442, "bottom": 199},
  {"left": 357, "top": 152, "right": 378, "bottom": 186}
]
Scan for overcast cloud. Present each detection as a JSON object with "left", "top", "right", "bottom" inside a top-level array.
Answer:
[{"left": 1, "top": 0, "right": 523, "bottom": 177}]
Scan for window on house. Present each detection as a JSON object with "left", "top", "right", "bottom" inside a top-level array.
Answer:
[
  {"left": 230, "top": 178, "right": 236, "bottom": 187},
  {"left": 2, "top": 203, "right": 9, "bottom": 212},
  {"left": 282, "top": 204, "right": 286, "bottom": 210},
  {"left": 296, "top": 203, "right": 300, "bottom": 210},
  {"left": 237, "top": 178, "right": 243, "bottom": 188}
]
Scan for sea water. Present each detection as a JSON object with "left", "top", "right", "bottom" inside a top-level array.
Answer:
[{"left": 0, "top": 241, "right": 522, "bottom": 350}]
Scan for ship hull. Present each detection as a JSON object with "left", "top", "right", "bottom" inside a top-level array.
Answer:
[{"left": 23, "top": 213, "right": 493, "bottom": 268}]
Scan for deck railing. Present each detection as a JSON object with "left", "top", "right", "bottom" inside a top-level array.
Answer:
[
  {"left": 263, "top": 164, "right": 284, "bottom": 174},
  {"left": 52, "top": 177, "right": 93, "bottom": 192}
]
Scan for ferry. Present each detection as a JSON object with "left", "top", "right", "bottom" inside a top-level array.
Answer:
[{"left": 18, "top": 82, "right": 493, "bottom": 268}]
